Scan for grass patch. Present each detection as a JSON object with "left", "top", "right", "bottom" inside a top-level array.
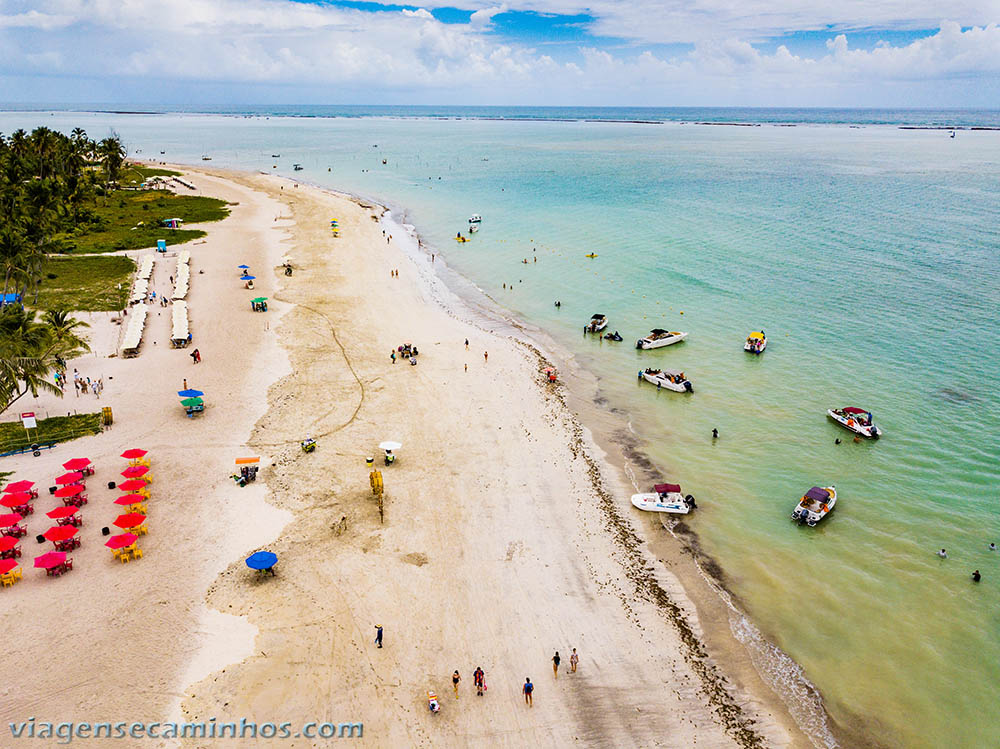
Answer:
[
  {"left": 33, "top": 255, "right": 135, "bottom": 311},
  {"left": 55, "top": 189, "right": 230, "bottom": 254},
  {"left": 119, "top": 164, "right": 181, "bottom": 188},
  {"left": 0, "top": 413, "right": 103, "bottom": 455}
]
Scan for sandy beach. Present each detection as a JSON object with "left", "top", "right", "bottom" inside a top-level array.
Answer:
[{"left": 2, "top": 167, "right": 810, "bottom": 748}]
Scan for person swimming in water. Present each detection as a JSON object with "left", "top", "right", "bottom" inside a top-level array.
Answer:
[
  {"left": 938, "top": 549, "right": 948, "bottom": 558},
  {"left": 973, "top": 570, "right": 982, "bottom": 582}
]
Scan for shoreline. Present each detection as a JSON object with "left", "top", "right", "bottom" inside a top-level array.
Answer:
[
  {"left": 260, "top": 168, "right": 843, "bottom": 747},
  {"left": 176, "top": 166, "right": 818, "bottom": 747}
]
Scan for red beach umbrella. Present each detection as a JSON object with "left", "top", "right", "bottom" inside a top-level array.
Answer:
[
  {"left": 0, "top": 558, "right": 18, "bottom": 575},
  {"left": 0, "top": 536, "right": 19, "bottom": 552},
  {"left": 1, "top": 491, "right": 31, "bottom": 504},
  {"left": 120, "top": 449, "right": 148, "bottom": 459},
  {"left": 43, "top": 526, "right": 78, "bottom": 542},
  {"left": 34, "top": 551, "right": 66, "bottom": 569},
  {"left": 113, "top": 513, "right": 146, "bottom": 529},
  {"left": 46, "top": 506, "right": 79, "bottom": 520},
  {"left": 105, "top": 533, "right": 138, "bottom": 550},
  {"left": 1, "top": 480, "right": 34, "bottom": 493},
  {"left": 114, "top": 495, "right": 147, "bottom": 506},
  {"left": 0, "top": 513, "right": 23, "bottom": 526},
  {"left": 0, "top": 496, "right": 27, "bottom": 509},
  {"left": 54, "top": 472, "right": 83, "bottom": 485},
  {"left": 54, "top": 485, "right": 84, "bottom": 498},
  {"left": 121, "top": 465, "right": 149, "bottom": 479},
  {"left": 61, "top": 458, "right": 92, "bottom": 471},
  {"left": 118, "top": 479, "right": 148, "bottom": 492}
]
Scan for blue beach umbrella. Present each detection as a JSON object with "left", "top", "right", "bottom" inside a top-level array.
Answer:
[
  {"left": 240, "top": 275, "right": 256, "bottom": 281},
  {"left": 178, "top": 389, "right": 204, "bottom": 398},
  {"left": 237, "top": 264, "right": 250, "bottom": 269},
  {"left": 246, "top": 551, "right": 278, "bottom": 570}
]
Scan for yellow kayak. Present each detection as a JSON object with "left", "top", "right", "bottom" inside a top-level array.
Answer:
[{"left": 585, "top": 253, "right": 598, "bottom": 258}]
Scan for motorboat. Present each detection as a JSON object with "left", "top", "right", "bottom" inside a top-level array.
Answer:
[
  {"left": 631, "top": 483, "right": 697, "bottom": 514},
  {"left": 744, "top": 331, "right": 766, "bottom": 354},
  {"left": 791, "top": 486, "right": 836, "bottom": 526},
  {"left": 293, "top": 163, "right": 303, "bottom": 171},
  {"left": 468, "top": 214, "right": 482, "bottom": 224},
  {"left": 586, "top": 314, "right": 608, "bottom": 333},
  {"left": 201, "top": 155, "right": 212, "bottom": 161},
  {"left": 604, "top": 331, "right": 623, "bottom": 342},
  {"left": 827, "top": 407, "right": 881, "bottom": 438},
  {"left": 636, "top": 329, "right": 688, "bottom": 349},
  {"left": 271, "top": 154, "right": 280, "bottom": 158},
  {"left": 638, "top": 368, "right": 693, "bottom": 392}
]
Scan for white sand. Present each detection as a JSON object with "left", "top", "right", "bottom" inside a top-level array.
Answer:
[{"left": 1, "top": 169, "right": 808, "bottom": 748}]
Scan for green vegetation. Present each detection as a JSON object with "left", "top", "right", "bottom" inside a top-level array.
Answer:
[
  {"left": 119, "top": 164, "right": 180, "bottom": 188},
  {"left": 0, "top": 412, "right": 103, "bottom": 454},
  {"left": 34, "top": 255, "right": 135, "bottom": 311},
  {"left": 0, "top": 125, "right": 226, "bottom": 418},
  {"left": 55, "top": 189, "right": 230, "bottom": 253},
  {"left": 1, "top": 307, "right": 90, "bottom": 413}
]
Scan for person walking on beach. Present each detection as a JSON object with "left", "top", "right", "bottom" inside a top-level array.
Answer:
[
  {"left": 374, "top": 624, "right": 383, "bottom": 648},
  {"left": 570, "top": 648, "right": 579, "bottom": 673},
  {"left": 523, "top": 677, "right": 533, "bottom": 706},
  {"left": 391, "top": 350, "right": 396, "bottom": 364},
  {"left": 484, "top": 351, "right": 488, "bottom": 363},
  {"left": 552, "top": 651, "right": 560, "bottom": 678},
  {"left": 473, "top": 667, "right": 485, "bottom": 696},
  {"left": 452, "top": 670, "right": 461, "bottom": 697},
  {"left": 465, "top": 338, "right": 469, "bottom": 350}
]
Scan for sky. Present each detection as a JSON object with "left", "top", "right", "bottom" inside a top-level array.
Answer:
[{"left": 0, "top": 0, "right": 998, "bottom": 107}]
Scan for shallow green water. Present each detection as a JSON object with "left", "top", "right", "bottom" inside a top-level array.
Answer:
[{"left": 4, "top": 111, "right": 998, "bottom": 748}]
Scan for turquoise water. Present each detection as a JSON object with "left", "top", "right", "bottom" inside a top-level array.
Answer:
[{"left": 3, "top": 111, "right": 999, "bottom": 748}]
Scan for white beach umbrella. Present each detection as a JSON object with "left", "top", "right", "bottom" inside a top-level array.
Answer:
[{"left": 379, "top": 441, "right": 402, "bottom": 451}]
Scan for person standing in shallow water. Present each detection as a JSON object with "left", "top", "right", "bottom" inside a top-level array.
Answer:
[{"left": 552, "top": 651, "right": 560, "bottom": 678}]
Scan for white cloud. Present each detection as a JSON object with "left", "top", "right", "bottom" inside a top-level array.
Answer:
[
  {"left": 0, "top": 0, "right": 997, "bottom": 104},
  {"left": 469, "top": 4, "right": 507, "bottom": 29}
]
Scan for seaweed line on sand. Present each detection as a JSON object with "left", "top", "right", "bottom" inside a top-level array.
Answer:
[{"left": 519, "top": 339, "right": 768, "bottom": 749}]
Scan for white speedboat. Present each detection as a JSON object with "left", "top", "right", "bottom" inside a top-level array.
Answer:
[
  {"left": 586, "top": 314, "right": 608, "bottom": 333},
  {"left": 468, "top": 214, "right": 482, "bottom": 224},
  {"left": 827, "top": 407, "right": 881, "bottom": 438},
  {"left": 791, "top": 486, "right": 836, "bottom": 526},
  {"left": 744, "top": 331, "right": 766, "bottom": 354},
  {"left": 636, "top": 329, "right": 688, "bottom": 349},
  {"left": 638, "top": 368, "right": 693, "bottom": 392},
  {"left": 631, "top": 483, "right": 697, "bottom": 514}
]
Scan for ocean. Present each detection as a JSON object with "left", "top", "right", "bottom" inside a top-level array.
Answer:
[{"left": 3, "top": 107, "right": 998, "bottom": 748}]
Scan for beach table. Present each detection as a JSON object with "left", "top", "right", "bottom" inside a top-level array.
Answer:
[
  {"left": 54, "top": 537, "right": 81, "bottom": 552},
  {"left": 2, "top": 480, "right": 36, "bottom": 497},
  {"left": 54, "top": 472, "right": 84, "bottom": 486},
  {"left": 0, "top": 541, "right": 21, "bottom": 559},
  {"left": 3, "top": 503, "right": 32, "bottom": 516},
  {"left": 1, "top": 524, "right": 26, "bottom": 538},
  {"left": 118, "top": 544, "right": 144, "bottom": 563},
  {"left": 48, "top": 560, "right": 73, "bottom": 577},
  {"left": 0, "top": 559, "right": 22, "bottom": 587},
  {"left": 62, "top": 494, "right": 89, "bottom": 507}
]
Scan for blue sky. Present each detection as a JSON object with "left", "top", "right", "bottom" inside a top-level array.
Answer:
[{"left": 0, "top": 0, "right": 997, "bottom": 106}]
